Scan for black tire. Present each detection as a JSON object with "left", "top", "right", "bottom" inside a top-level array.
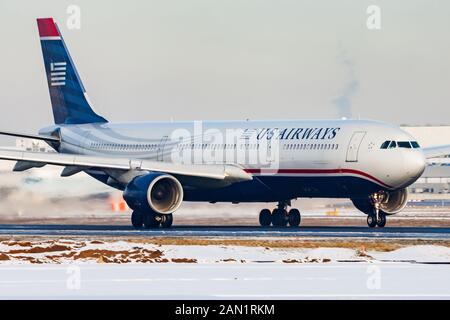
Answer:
[
  {"left": 143, "top": 212, "right": 160, "bottom": 229},
  {"left": 131, "top": 211, "right": 144, "bottom": 229},
  {"left": 377, "top": 212, "right": 387, "bottom": 227},
  {"left": 288, "top": 208, "right": 301, "bottom": 227},
  {"left": 272, "top": 208, "right": 288, "bottom": 227},
  {"left": 367, "top": 214, "right": 377, "bottom": 228},
  {"left": 259, "top": 209, "right": 272, "bottom": 226},
  {"left": 160, "top": 214, "right": 173, "bottom": 228}
]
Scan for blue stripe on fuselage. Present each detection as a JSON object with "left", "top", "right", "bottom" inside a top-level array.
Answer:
[{"left": 183, "top": 175, "right": 384, "bottom": 202}]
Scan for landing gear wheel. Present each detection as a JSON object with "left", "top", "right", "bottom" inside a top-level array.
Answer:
[
  {"left": 376, "top": 212, "right": 386, "bottom": 228},
  {"left": 367, "top": 214, "right": 377, "bottom": 228},
  {"left": 143, "top": 212, "right": 160, "bottom": 229},
  {"left": 160, "top": 214, "right": 173, "bottom": 228},
  {"left": 259, "top": 209, "right": 272, "bottom": 227},
  {"left": 288, "top": 209, "right": 301, "bottom": 227},
  {"left": 131, "top": 211, "right": 143, "bottom": 229},
  {"left": 272, "top": 208, "right": 288, "bottom": 227}
]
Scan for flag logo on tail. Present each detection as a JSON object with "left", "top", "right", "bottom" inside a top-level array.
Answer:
[{"left": 50, "top": 62, "right": 66, "bottom": 86}]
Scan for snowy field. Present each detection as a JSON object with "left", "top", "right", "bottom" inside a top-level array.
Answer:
[
  {"left": 2, "top": 239, "right": 450, "bottom": 264},
  {"left": 1, "top": 239, "right": 450, "bottom": 299}
]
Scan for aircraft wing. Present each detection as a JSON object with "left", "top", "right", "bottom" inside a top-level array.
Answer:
[
  {"left": 0, "top": 148, "right": 252, "bottom": 185},
  {"left": 422, "top": 145, "right": 450, "bottom": 159}
]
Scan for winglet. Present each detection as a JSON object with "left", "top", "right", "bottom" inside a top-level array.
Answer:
[{"left": 37, "top": 18, "right": 60, "bottom": 38}]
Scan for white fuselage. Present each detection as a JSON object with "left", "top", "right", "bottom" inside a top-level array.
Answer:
[{"left": 40, "top": 119, "right": 426, "bottom": 201}]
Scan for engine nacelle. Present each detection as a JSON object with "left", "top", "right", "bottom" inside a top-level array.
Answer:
[
  {"left": 378, "top": 188, "right": 408, "bottom": 214},
  {"left": 123, "top": 173, "right": 183, "bottom": 214},
  {"left": 351, "top": 188, "right": 408, "bottom": 215}
]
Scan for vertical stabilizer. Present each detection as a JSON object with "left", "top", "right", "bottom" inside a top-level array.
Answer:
[{"left": 37, "top": 18, "right": 107, "bottom": 124}]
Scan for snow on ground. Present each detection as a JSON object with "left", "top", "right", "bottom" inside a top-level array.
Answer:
[
  {"left": 1, "top": 239, "right": 450, "bottom": 265},
  {"left": 372, "top": 245, "right": 450, "bottom": 262},
  {"left": 2, "top": 240, "right": 450, "bottom": 298}
]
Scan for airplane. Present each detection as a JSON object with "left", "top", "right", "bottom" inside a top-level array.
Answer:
[{"left": 0, "top": 17, "right": 448, "bottom": 229}]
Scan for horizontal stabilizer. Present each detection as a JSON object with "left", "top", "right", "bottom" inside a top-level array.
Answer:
[{"left": 0, "top": 130, "right": 60, "bottom": 142}]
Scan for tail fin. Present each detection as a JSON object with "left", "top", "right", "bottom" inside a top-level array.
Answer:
[{"left": 37, "top": 18, "right": 107, "bottom": 125}]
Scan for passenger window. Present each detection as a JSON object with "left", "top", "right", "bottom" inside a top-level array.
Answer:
[
  {"left": 380, "top": 141, "right": 390, "bottom": 149},
  {"left": 388, "top": 141, "right": 397, "bottom": 149},
  {"left": 398, "top": 141, "right": 412, "bottom": 148}
]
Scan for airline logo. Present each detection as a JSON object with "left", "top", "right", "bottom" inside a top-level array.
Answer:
[
  {"left": 50, "top": 62, "right": 67, "bottom": 86},
  {"left": 241, "top": 127, "right": 341, "bottom": 140}
]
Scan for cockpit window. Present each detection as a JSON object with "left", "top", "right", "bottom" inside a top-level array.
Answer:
[
  {"left": 380, "top": 141, "right": 390, "bottom": 149},
  {"left": 398, "top": 141, "right": 412, "bottom": 148},
  {"left": 388, "top": 141, "right": 397, "bottom": 149},
  {"left": 381, "top": 140, "right": 420, "bottom": 149},
  {"left": 410, "top": 141, "right": 420, "bottom": 148}
]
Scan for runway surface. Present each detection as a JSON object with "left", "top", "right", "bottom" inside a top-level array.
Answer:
[
  {"left": 1, "top": 224, "right": 450, "bottom": 239},
  {"left": 1, "top": 263, "right": 450, "bottom": 299}
]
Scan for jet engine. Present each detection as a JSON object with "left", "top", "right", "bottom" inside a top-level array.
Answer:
[
  {"left": 123, "top": 173, "right": 184, "bottom": 214},
  {"left": 351, "top": 188, "right": 408, "bottom": 215}
]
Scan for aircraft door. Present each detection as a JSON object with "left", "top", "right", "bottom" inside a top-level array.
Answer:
[
  {"left": 157, "top": 135, "right": 168, "bottom": 161},
  {"left": 346, "top": 131, "right": 366, "bottom": 162}
]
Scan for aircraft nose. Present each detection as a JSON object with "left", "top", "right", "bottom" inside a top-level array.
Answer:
[{"left": 404, "top": 150, "right": 426, "bottom": 180}]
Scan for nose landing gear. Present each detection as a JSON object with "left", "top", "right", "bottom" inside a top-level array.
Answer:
[
  {"left": 376, "top": 212, "right": 386, "bottom": 227},
  {"left": 367, "top": 192, "right": 388, "bottom": 228},
  {"left": 367, "top": 211, "right": 387, "bottom": 228},
  {"left": 259, "top": 201, "right": 301, "bottom": 227},
  {"left": 367, "top": 214, "right": 377, "bottom": 228}
]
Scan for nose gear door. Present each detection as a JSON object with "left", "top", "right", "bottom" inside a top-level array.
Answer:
[{"left": 346, "top": 131, "right": 366, "bottom": 162}]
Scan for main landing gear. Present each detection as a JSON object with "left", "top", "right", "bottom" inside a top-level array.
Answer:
[
  {"left": 131, "top": 210, "right": 173, "bottom": 229},
  {"left": 259, "top": 201, "right": 301, "bottom": 227},
  {"left": 366, "top": 192, "right": 387, "bottom": 228}
]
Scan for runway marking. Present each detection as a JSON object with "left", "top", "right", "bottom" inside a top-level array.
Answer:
[{"left": 0, "top": 225, "right": 450, "bottom": 239}]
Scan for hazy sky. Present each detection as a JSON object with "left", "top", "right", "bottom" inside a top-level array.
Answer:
[{"left": 0, "top": 0, "right": 449, "bottom": 141}]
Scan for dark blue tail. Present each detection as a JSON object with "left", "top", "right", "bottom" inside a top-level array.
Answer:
[{"left": 37, "top": 18, "right": 107, "bottom": 125}]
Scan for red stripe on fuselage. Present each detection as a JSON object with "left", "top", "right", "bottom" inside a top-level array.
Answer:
[{"left": 243, "top": 168, "right": 392, "bottom": 189}]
